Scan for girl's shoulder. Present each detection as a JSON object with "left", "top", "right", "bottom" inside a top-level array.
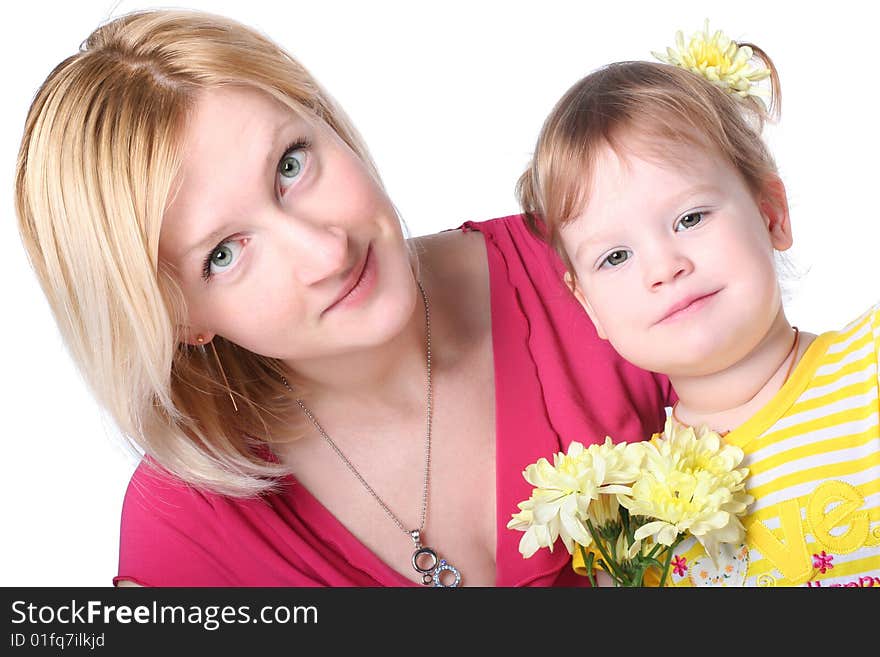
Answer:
[
  {"left": 810, "top": 301, "right": 880, "bottom": 369},
  {"left": 835, "top": 300, "right": 880, "bottom": 338}
]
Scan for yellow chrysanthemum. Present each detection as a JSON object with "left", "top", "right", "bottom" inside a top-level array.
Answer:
[
  {"left": 652, "top": 19, "right": 770, "bottom": 104},
  {"left": 587, "top": 492, "right": 622, "bottom": 530},
  {"left": 618, "top": 418, "right": 754, "bottom": 564},
  {"left": 507, "top": 438, "right": 644, "bottom": 558}
]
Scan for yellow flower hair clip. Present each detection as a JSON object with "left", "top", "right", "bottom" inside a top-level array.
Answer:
[{"left": 652, "top": 20, "right": 771, "bottom": 106}]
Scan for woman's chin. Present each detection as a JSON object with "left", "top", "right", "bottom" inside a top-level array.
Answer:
[{"left": 333, "top": 281, "right": 419, "bottom": 345}]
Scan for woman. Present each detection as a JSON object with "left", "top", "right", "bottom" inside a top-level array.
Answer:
[{"left": 15, "top": 8, "right": 671, "bottom": 586}]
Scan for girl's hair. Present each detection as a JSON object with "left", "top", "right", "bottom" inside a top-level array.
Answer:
[
  {"left": 15, "top": 9, "right": 382, "bottom": 496},
  {"left": 516, "top": 45, "right": 781, "bottom": 279}
]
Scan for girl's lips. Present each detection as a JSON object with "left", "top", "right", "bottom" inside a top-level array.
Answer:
[
  {"left": 322, "top": 244, "right": 376, "bottom": 315},
  {"left": 656, "top": 289, "right": 721, "bottom": 324}
]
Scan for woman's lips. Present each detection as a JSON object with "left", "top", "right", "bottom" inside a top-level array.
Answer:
[{"left": 322, "top": 244, "right": 376, "bottom": 315}]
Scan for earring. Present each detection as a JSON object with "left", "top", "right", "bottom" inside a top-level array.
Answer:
[{"left": 196, "top": 335, "right": 239, "bottom": 413}]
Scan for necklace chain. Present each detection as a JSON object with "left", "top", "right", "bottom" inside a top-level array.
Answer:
[
  {"left": 285, "top": 280, "right": 460, "bottom": 586},
  {"left": 292, "top": 280, "right": 433, "bottom": 536}
]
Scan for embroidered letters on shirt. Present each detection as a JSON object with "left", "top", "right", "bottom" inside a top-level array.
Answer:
[{"left": 746, "top": 480, "right": 879, "bottom": 585}]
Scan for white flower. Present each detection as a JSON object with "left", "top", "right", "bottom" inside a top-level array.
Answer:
[{"left": 507, "top": 438, "right": 644, "bottom": 557}]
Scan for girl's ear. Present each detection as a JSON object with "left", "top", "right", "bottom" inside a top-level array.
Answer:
[
  {"left": 563, "top": 271, "right": 608, "bottom": 340},
  {"left": 759, "top": 175, "right": 793, "bottom": 251}
]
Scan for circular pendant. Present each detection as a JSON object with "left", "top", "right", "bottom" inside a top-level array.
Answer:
[
  {"left": 432, "top": 560, "right": 462, "bottom": 588},
  {"left": 411, "top": 544, "right": 462, "bottom": 587},
  {"left": 412, "top": 546, "right": 439, "bottom": 574}
]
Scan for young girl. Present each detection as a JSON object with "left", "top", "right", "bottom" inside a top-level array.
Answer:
[{"left": 517, "top": 25, "right": 880, "bottom": 587}]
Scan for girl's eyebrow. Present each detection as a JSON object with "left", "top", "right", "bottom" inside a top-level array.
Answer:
[
  {"left": 673, "top": 183, "right": 722, "bottom": 201},
  {"left": 573, "top": 227, "right": 619, "bottom": 259}
]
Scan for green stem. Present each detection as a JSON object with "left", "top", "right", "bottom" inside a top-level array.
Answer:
[
  {"left": 609, "top": 531, "right": 619, "bottom": 564},
  {"left": 622, "top": 508, "right": 636, "bottom": 547},
  {"left": 658, "top": 535, "right": 686, "bottom": 588},
  {"left": 632, "top": 562, "right": 648, "bottom": 587},
  {"left": 647, "top": 543, "right": 665, "bottom": 560},
  {"left": 579, "top": 545, "right": 597, "bottom": 589},
  {"left": 586, "top": 518, "right": 628, "bottom": 584}
]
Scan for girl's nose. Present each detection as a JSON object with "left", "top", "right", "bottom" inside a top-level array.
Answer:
[{"left": 645, "top": 249, "right": 694, "bottom": 290}]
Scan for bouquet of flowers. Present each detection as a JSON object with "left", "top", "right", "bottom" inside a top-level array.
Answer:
[{"left": 507, "top": 419, "right": 753, "bottom": 587}]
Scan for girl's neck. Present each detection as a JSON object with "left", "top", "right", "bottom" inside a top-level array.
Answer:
[{"left": 670, "top": 314, "right": 810, "bottom": 434}]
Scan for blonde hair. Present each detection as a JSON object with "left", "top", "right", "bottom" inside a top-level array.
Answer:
[
  {"left": 15, "top": 9, "right": 382, "bottom": 496},
  {"left": 517, "top": 47, "right": 781, "bottom": 280}
]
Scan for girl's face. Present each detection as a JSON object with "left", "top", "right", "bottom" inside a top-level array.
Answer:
[
  {"left": 159, "top": 86, "right": 417, "bottom": 363},
  {"left": 559, "top": 136, "right": 792, "bottom": 378}
]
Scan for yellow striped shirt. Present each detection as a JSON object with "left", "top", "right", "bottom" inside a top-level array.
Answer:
[{"left": 669, "top": 303, "right": 880, "bottom": 587}]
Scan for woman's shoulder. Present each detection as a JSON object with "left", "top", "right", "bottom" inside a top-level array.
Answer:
[
  {"left": 457, "top": 214, "right": 547, "bottom": 260},
  {"left": 410, "top": 213, "right": 536, "bottom": 254},
  {"left": 409, "top": 218, "right": 489, "bottom": 270},
  {"left": 121, "top": 459, "right": 215, "bottom": 520},
  {"left": 116, "top": 459, "right": 278, "bottom": 586},
  {"left": 119, "top": 458, "right": 303, "bottom": 537},
  {"left": 118, "top": 459, "right": 238, "bottom": 549},
  {"left": 415, "top": 213, "right": 566, "bottom": 291},
  {"left": 115, "top": 459, "right": 386, "bottom": 586},
  {"left": 409, "top": 222, "right": 492, "bottom": 350}
]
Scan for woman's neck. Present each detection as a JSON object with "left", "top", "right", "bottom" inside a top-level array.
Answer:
[
  {"left": 670, "top": 313, "right": 808, "bottom": 434},
  {"left": 286, "top": 281, "right": 429, "bottom": 411},
  {"left": 281, "top": 228, "right": 489, "bottom": 414}
]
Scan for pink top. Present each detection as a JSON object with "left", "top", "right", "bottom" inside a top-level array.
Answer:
[{"left": 115, "top": 215, "right": 672, "bottom": 587}]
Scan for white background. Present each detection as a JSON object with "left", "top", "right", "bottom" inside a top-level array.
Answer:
[{"left": 2, "top": 0, "right": 878, "bottom": 586}]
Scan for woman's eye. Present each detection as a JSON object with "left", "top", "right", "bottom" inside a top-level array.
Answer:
[
  {"left": 601, "top": 249, "right": 631, "bottom": 268},
  {"left": 278, "top": 146, "right": 307, "bottom": 191},
  {"left": 202, "top": 240, "right": 243, "bottom": 281},
  {"left": 675, "top": 211, "right": 704, "bottom": 231}
]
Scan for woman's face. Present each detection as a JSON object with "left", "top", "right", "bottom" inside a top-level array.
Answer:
[{"left": 159, "top": 86, "right": 417, "bottom": 363}]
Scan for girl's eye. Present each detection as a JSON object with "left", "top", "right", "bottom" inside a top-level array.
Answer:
[
  {"left": 278, "top": 144, "right": 308, "bottom": 191},
  {"left": 202, "top": 239, "right": 243, "bottom": 281},
  {"left": 601, "top": 249, "right": 631, "bottom": 268},
  {"left": 675, "top": 211, "right": 704, "bottom": 232}
]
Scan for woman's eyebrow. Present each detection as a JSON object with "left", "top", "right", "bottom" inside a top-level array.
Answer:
[
  {"left": 182, "top": 222, "right": 238, "bottom": 261},
  {"left": 263, "top": 117, "right": 303, "bottom": 172},
  {"left": 177, "top": 117, "right": 305, "bottom": 261}
]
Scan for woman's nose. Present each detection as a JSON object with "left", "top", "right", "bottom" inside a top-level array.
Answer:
[{"left": 286, "top": 218, "right": 349, "bottom": 286}]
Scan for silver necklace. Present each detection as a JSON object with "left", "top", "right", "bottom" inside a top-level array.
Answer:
[{"left": 284, "top": 281, "right": 461, "bottom": 587}]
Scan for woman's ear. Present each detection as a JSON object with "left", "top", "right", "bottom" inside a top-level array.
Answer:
[
  {"left": 181, "top": 329, "right": 215, "bottom": 346},
  {"left": 563, "top": 271, "right": 608, "bottom": 340},
  {"left": 759, "top": 175, "right": 793, "bottom": 251}
]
